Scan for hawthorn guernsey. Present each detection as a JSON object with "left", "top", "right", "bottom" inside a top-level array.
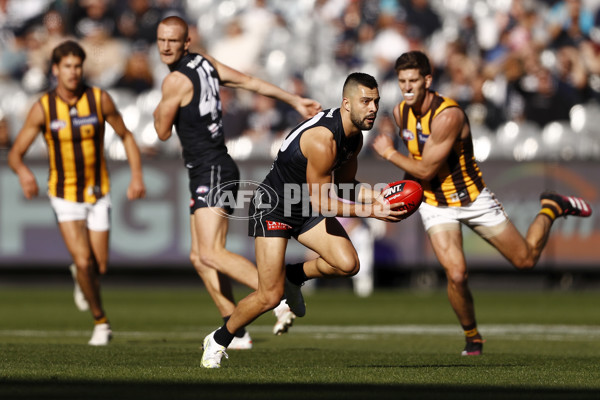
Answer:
[{"left": 382, "top": 180, "right": 423, "bottom": 220}]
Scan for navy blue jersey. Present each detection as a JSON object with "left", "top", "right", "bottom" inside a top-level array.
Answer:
[
  {"left": 170, "top": 53, "right": 227, "bottom": 169},
  {"left": 263, "top": 108, "right": 361, "bottom": 213}
]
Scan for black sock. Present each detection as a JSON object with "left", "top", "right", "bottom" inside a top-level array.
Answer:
[
  {"left": 222, "top": 316, "right": 246, "bottom": 338},
  {"left": 286, "top": 262, "right": 308, "bottom": 286},
  {"left": 213, "top": 324, "right": 235, "bottom": 347}
]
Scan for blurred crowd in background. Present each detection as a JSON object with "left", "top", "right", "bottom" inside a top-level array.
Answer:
[{"left": 2, "top": 0, "right": 600, "bottom": 163}]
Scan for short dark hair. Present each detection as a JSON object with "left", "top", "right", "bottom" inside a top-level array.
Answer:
[
  {"left": 343, "top": 72, "right": 378, "bottom": 96},
  {"left": 394, "top": 51, "right": 432, "bottom": 77},
  {"left": 51, "top": 40, "right": 86, "bottom": 66}
]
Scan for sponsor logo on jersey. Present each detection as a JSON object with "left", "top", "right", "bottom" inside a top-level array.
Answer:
[
  {"left": 72, "top": 115, "right": 99, "bottom": 127},
  {"left": 196, "top": 185, "right": 210, "bottom": 194},
  {"left": 266, "top": 221, "right": 292, "bottom": 231},
  {"left": 50, "top": 119, "right": 67, "bottom": 132},
  {"left": 402, "top": 129, "right": 414, "bottom": 141}
]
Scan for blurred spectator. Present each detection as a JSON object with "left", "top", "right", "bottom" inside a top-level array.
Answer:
[
  {"left": 116, "top": 0, "right": 161, "bottom": 47},
  {"left": 503, "top": 0, "right": 549, "bottom": 56},
  {"left": 0, "top": 31, "right": 28, "bottom": 79},
  {"left": 466, "top": 75, "right": 505, "bottom": 131},
  {"left": 438, "top": 51, "right": 477, "bottom": 110},
  {"left": 208, "top": 17, "right": 262, "bottom": 74},
  {"left": 243, "top": 94, "right": 284, "bottom": 143},
  {"left": 401, "top": 0, "right": 442, "bottom": 42},
  {"left": 239, "top": 0, "right": 277, "bottom": 42},
  {"left": 115, "top": 49, "right": 154, "bottom": 94},
  {"left": 70, "top": 0, "right": 118, "bottom": 38},
  {"left": 26, "top": 10, "right": 71, "bottom": 86},
  {"left": 333, "top": 1, "right": 379, "bottom": 70},
  {"left": 555, "top": 45, "right": 589, "bottom": 100},
  {"left": 221, "top": 87, "right": 250, "bottom": 140},
  {"left": 276, "top": 74, "right": 313, "bottom": 130},
  {"left": 79, "top": 24, "right": 127, "bottom": 87},
  {"left": 0, "top": 0, "right": 52, "bottom": 36},
  {"left": 519, "top": 65, "right": 576, "bottom": 127},
  {"left": 371, "top": 12, "right": 410, "bottom": 80},
  {"left": 546, "top": 0, "right": 594, "bottom": 48}
]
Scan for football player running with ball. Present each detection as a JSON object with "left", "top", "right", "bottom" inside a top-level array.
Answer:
[
  {"left": 372, "top": 51, "right": 592, "bottom": 356},
  {"left": 201, "top": 73, "right": 406, "bottom": 368}
]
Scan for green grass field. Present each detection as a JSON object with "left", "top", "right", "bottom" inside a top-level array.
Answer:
[{"left": 1, "top": 283, "right": 599, "bottom": 399}]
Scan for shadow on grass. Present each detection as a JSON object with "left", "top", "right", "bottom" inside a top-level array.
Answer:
[{"left": 1, "top": 380, "right": 599, "bottom": 400}]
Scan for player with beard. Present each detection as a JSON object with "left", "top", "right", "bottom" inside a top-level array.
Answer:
[{"left": 201, "top": 72, "right": 406, "bottom": 368}]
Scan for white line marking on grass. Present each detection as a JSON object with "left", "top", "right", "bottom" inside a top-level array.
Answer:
[{"left": 1, "top": 325, "right": 600, "bottom": 341}]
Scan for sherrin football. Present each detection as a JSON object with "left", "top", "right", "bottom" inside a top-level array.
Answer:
[{"left": 382, "top": 180, "right": 423, "bottom": 220}]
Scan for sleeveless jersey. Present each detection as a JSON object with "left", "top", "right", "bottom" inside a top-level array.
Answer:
[
  {"left": 265, "top": 108, "right": 361, "bottom": 207},
  {"left": 399, "top": 91, "right": 485, "bottom": 207},
  {"left": 171, "top": 53, "right": 227, "bottom": 169},
  {"left": 40, "top": 86, "right": 109, "bottom": 204}
]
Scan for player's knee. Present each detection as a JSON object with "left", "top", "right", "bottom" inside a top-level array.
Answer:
[
  {"left": 336, "top": 255, "right": 360, "bottom": 277},
  {"left": 198, "top": 251, "right": 220, "bottom": 270},
  {"left": 446, "top": 270, "right": 468, "bottom": 287},
  {"left": 190, "top": 248, "right": 218, "bottom": 270},
  {"left": 72, "top": 257, "right": 93, "bottom": 273},
  {"left": 257, "top": 290, "right": 283, "bottom": 311},
  {"left": 189, "top": 251, "right": 200, "bottom": 267},
  {"left": 512, "top": 257, "right": 536, "bottom": 270}
]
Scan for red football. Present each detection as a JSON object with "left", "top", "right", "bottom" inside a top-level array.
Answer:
[{"left": 382, "top": 180, "right": 423, "bottom": 220}]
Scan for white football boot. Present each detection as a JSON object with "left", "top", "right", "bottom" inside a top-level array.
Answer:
[
  {"left": 201, "top": 330, "right": 229, "bottom": 368},
  {"left": 88, "top": 323, "right": 112, "bottom": 346},
  {"left": 228, "top": 331, "right": 253, "bottom": 350},
  {"left": 272, "top": 300, "right": 296, "bottom": 335}
]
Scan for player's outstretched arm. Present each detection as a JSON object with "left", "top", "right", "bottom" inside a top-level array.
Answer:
[
  {"left": 207, "top": 53, "right": 322, "bottom": 119},
  {"left": 8, "top": 102, "right": 45, "bottom": 199}
]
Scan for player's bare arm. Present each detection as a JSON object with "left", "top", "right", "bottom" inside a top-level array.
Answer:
[
  {"left": 207, "top": 54, "right": 322, "bottom": 119},
  {"left": 101, "top": 91, "right": 146, "bottom": 200},
  {"left": 373, "top": 107, "right": 464, "bottom": 180},
  {"left": 153, "top": 72, "right": 193, "bottom": 140},
  {"left": 331, "top": 138, "right": 385, "bottom": 205},
  {"left": 7, "top": 102, "right": 45, "bottom": 199},
  {"left": 304, "top": 128, "right": 404, "bottom": 221}
]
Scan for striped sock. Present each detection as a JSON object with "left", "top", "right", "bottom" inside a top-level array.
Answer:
[
  {"left": 462, "top": 323, "right": 480, "bottom": 340},
  {"left": 539, "top": 203, "right": 561, "bottom": 221}
]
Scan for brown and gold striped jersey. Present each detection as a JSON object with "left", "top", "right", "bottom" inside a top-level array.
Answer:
[
  {"left": 40, "top": 86, "right": 109, "bottom": 204},
  {"left": 398, "top": 91, "right": 485, "bottom": 207}
]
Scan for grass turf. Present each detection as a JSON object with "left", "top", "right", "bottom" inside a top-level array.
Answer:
[{"left": 0, "top": 285, "right": 599, "bottom": 399}]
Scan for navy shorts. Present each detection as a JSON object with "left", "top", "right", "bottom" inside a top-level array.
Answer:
[
  {"left": 188, "top": 156, "right": 240, "bottom": 215},
  {"left": 247, "top": 184, "right": 323, "bottom": 239}
]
